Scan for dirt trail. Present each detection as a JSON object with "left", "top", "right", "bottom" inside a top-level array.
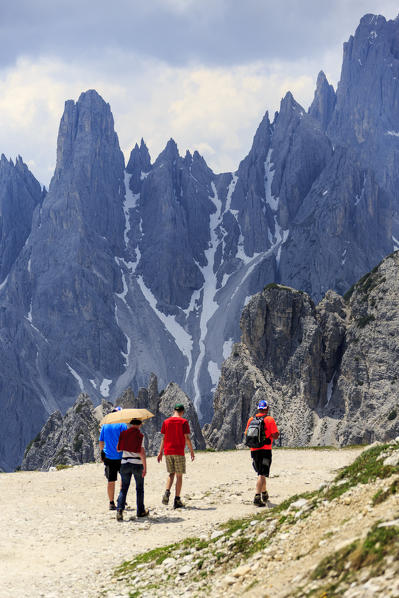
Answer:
[{"left": 0, "top": 448, "right": 362, "bottom": 597}]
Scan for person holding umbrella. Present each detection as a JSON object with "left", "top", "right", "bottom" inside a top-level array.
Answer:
[
  {"left": 99, "top": 407, "right": 154, "bottom": 515},
  {"left": 99, "top": 406, "right": 127, "bottom": 510}
]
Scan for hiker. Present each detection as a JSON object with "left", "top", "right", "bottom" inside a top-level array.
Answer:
[
  {"left": 244, "top": 399, "right": 279, "bottom": 507},
  {"left": 115, "top": 418, "right": 148, "bottom": 521},
  {"left": 157, "top": 403, "right": 195, "bottom": 508},
  {"left": 98, "top": 407, "right": 127, "bottom": 510}
]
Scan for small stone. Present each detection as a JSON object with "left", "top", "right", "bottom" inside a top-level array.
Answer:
[
  {"left": 178, "top": 565, "right": 192, "bottom": 576},
  {"left": 162, "top": 557, "right": 177, "bottom": 567},
  {"left": 232, "top": 565, "right": 251, "bottom": 578},
  {"left": 384, "top": 452, "right": 399, "bottom": 466},
  {"left": 210, "top": 530, "right": 224, "bottom": 540},
  {"left": 289, "top": 498, "right": 308, "bottom": 510}
]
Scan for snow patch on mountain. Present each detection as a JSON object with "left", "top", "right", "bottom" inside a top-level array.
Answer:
[
  {"left": 123, "top": 172, "right": 140, "bottom": 247},
  {"left": 137, "top": 275, "right": 193, "bottom": 377},
  {"left": 100, "top": 378, "right": 112, "bottom": 397},
  {"left": 225, "top": 172, "right": 238, "bottom": 212},
  {"left": 66, "top": 363, "right": 84, "bottom": 392},
  {"left": 223, "top": 339, "right": 234, "bottom": 359},
  {"left": 264, "top": 149, "right": 279, "bottom": 211},
  {"left": 208, "top": 360, "right": 220, "bottom": 390},
  {"left": 192, "top": 182, "right": 223, "bottom": 410}
]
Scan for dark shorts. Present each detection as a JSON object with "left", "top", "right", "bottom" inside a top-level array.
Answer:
[
  {"left": 104, "top": 458, "right": 121, "bottom": 482},
  {"left": 251, "top": 449, "right": 272, "bottom": 477}
]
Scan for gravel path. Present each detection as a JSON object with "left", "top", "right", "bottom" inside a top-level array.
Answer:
[{"left": 0, "top": 448, "right": 363, "bottom": 597}]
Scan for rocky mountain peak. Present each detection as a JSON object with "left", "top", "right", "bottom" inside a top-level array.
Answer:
[
  {"left": 126, "top": 138, "right": 152, "bottom": 192},
  {"left": 126, "top": 138, "right": 151, "bottom": 172},
  {"left": 308, "top": 70, "right": 336, "bottom": 131},
  {"left": 155, "top": 138, "right": 180, "bottom": 166},
  {"left": 329, "top": 13, "right": 399, "bottom": 147},
  {"left": 52, "top": 89, "right": 123, "bottom": 187}
]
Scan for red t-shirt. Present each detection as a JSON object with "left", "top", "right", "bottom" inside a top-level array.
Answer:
[
  {"left": 161, "top": 416, "right": 190, "bottom": 456},
  {"left": 245, "top": 413, "right": 279, "bottom": 452},
  {"left": 117, "top": 427, "right": 143, "bottom": 453}
]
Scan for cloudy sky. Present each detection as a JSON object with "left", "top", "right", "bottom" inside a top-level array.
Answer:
[{"left": 0, "top": 0, "right": 398, "bottom": 186}]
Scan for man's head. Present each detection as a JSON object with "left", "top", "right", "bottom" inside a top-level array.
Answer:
[
  {"left": 112, "top": 406, "right": 122, "bottom": 413},
  {"left": 257, "top": 399, "right": 268, "bottom": 412},
  {"left": 174, "top": 403, "right": 185, "bottom": 414},
  {"left": 129, "top": 418, "right": 142, "bottom": 427}
]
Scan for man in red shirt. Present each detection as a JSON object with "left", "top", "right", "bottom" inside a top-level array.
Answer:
[
  {"left": 115, "top": 418, "right": 148, "bottom": 521},
  {"left": 157, "top": 403, "right": 195, "bottom": 509},
  {"left": 245, "top": 400, "right": 279, "bottom": 507}
]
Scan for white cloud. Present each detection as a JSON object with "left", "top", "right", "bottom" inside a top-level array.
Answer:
[{"left": 0, "top": 51, "right": 328, "bottom": 185}]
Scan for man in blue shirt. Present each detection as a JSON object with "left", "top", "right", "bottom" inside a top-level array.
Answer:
[{"left": 99, "top": 407, "right": 127, "bottom": 510}]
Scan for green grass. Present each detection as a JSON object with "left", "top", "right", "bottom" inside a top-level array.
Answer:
[
  {"left": 323, "top": 443, "right": 398, "bottom": 501},
  {"left": 114, "top": 537, "right": 208, "bottom": 576},
  {"left": 306, "top": 523, "right": 399, "bottom": 597},
  {"left": 372, "top": 478, "right": 399, "bottom": 506},
  {"left": 312, "top": 523, "right": 399, "bottom": 581}
]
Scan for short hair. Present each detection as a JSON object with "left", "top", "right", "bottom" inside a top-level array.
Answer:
[
  {"left": 174, "top": 403, "right": 185, "bottom": 412},
  {"left": 130, "top": 418, "right": 142, "bottom": 425}
]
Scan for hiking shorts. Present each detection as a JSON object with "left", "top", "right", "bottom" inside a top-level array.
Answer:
[
  {"left": 251, "top": 449, "right": 272, "bottom": 477},
  {"left": 165, "top": 454, "right": 186, "bottom": 474},
  {"left": 104, "top": 458, "right": 122, "bottom": 482}
]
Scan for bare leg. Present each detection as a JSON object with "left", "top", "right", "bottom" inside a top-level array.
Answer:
[
  {"left": 175, "top": 473, "right": 183, "bottom": 497},
  {"left": 107, "top": 481, "right": 116, "bottom": 502},
  {"left": 166, "top": 473, "right": 175, "bottom": 491},
  {"left": 256, "top": 475, "right": 266, "bottom": 494}
]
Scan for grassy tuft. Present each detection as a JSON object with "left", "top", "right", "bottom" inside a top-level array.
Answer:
[
  {"left": 324, "top": 443, "right": 398, "bottom": 501},
  {"left": 372, "top": 478, "right": 399, "bottom": 506}
]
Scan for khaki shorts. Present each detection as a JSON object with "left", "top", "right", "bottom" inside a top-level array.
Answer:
[{"left": 165, "top": 454, "right": 186, "bottom": 474}]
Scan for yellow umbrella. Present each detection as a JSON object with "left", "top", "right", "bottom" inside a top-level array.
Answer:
[{"left": 100, "top": 408, "right": 154, "bottom": 426}]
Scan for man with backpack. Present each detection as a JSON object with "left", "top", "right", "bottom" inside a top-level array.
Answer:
[{"left": 244, "top": 399, "right": 279, "bottom": 507}]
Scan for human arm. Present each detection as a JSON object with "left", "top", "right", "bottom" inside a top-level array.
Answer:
[
  {"left": 157, "top": 436, "right": 165, "bottom": 462},
  {"left": 267, "top": 417, "right": 279, "bottom": 440},
  {"left": 185, "top": 434, "right": 195, "bottom": 461},
  {"left": 99, "top": 440, "right": 106, "bottom": 461},
  {"left": 140, "top": 447, "right": 147, "bottom": 477}
]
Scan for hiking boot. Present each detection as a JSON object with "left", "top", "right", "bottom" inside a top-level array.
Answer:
[
  {"left": 109, "top": 501, "right": 117, "bottom": 511},
  {"left": 262, "top": 491, "right": 269, "bottom": 503},
  {"left": 137, "top": 509, "right": 149, "bottom": 518},
  {"left": 253, "top": 494, "right": 266, "bottom": 507},
  {"left": 173, "top": 497, "right": 184, "bottom": 509},
  {"left": 116, "top": 510, "right": 123, "bottom": 522},
  {"left": 162, "top": 490, "right": 170, "bottom": 505}
]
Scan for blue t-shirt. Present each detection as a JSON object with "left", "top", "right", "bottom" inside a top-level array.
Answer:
[{"left": 99, "top": 423, "right": 128, "bottom": 460}]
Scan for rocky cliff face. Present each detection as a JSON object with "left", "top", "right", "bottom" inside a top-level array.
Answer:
[
  {"left": 1, "top": 14, "right": 399, "bottom": 470},
  {"left": 20, "top": 394, "right": 112, "bottom": 471},
  {"left": 0, "top": 155, "right": 43, "bottom": 284},
  {"left": 21, "top": 376, "right": 205, "bottom": 470},
  {"left": 205, "top": 252, "right": 399, "bottom": 449}
]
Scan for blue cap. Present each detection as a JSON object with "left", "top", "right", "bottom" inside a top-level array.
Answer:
[
  {"left": 112, "top": 406, "right": 122, "bottom": 412},
  {"left": 258, "top": 400, "right": 268, "bottom": 410}
]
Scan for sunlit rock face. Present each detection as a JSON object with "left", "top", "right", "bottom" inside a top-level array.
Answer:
[{"left": 205, "top": 253, "right": 399, "bottom": 449}]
